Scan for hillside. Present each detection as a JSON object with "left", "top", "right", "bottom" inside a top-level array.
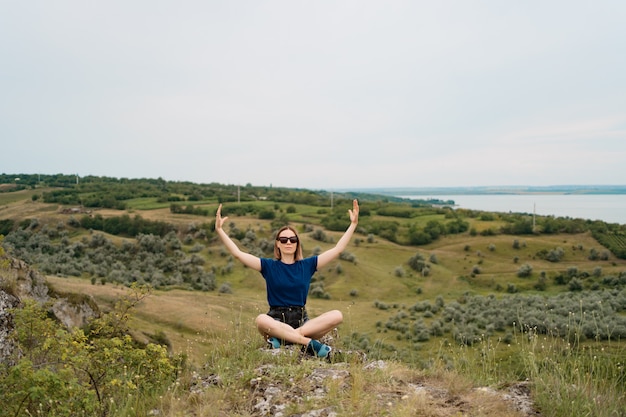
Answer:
[
  {"left": 1, "top": 175, "right": 625, "bottom": 416},
  {"left": 0, "top": 254, "right": 537, "bottom": 417}
]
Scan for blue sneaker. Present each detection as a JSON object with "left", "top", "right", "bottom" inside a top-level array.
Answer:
[
  {"left": 267, "top": 337, "right": 281, "bottom": 349},
  {"left": 306, "top": 339, "right": 331, "bottom": 358}
]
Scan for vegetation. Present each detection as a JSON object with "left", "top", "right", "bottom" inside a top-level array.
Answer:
[
  {"left": 0, "top": 285, "right": 182, "bottom": 417},
  {"left": 1, "top": 174, "right": 626, "bottom": 416}
]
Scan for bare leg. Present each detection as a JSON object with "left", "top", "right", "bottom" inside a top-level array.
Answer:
[
  {"left": 256, "top": 314, "right": 312, "bottom": 345},
  {"left": 255, "top": 310, "right": 343, "bottom": 346},
  {"left": 297, "top": 310, "right": 343, "bottom": 340}
]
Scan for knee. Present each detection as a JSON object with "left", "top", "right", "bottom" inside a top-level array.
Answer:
[
  {"left": 255, "top": 314, "right": 273, "bottom": 330},
  {"left": 330, "top": 309, "right": 343, "bottom": 326}
]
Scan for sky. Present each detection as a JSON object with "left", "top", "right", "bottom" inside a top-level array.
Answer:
[{"left": 1, "top": 1, "right": 625, "bottom": 191}]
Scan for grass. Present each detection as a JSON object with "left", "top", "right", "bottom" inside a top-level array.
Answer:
[
  {"left": 518, "top": 327, "right": 625, "bottom": 417},
  {"left": 4, "top": 191, "right": 626, "bottom": 416},
  {"left": 134, "top": 306, "right": 535, "bottom": 417},
  {"left": 0, "top": 188, "right": 44, "bottom": 205},
  {"left": 45, "top": 275, "right": 626, "bottom": 416}
]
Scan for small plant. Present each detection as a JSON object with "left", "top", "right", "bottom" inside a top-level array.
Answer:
[
  {"left": 218, "top": 282, "right": 233, "bottom": 294},
  {"left": 311, "top": 228, "right": 328, "bottom": 242},
  {"left": 517, "top": 263, "right": 533, "bottom": 278}
]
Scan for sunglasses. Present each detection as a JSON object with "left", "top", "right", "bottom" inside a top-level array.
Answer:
[{"left": 276, "top": 236, "right": 299, "bottom": 244}]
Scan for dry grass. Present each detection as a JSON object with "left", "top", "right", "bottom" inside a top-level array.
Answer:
[
  {"left": 44, "top": 276, "right": 535, "bottom": 417},
  {"left": 7, "top": 193, "right": 626, "bottom": 417}
]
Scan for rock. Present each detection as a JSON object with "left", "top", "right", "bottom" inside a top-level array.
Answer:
[
  {"left": 50, "top": 297, "right": 99, "bottom": 329},
  {"left": 0, "top": 290, "right": 19, "bottom": 364},
  {"left": 0, "top": 255, "right": 100, "bottom": 364}
]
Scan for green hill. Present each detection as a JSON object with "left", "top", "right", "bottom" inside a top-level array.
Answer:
[{"left": 1, "top": 174, "right": 625, "bottom": 416}]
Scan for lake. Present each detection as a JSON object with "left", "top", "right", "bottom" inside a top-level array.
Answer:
[{"left": 398, "top": 194, "right": 626, "bottom": 225}]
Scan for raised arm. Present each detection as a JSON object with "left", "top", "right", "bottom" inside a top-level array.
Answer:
[
  {"left": 215, "top": 204, "right": 262, "bottom": 271},
  {"left": 317, "top": 199, "right": 359, "bottom": 269}
]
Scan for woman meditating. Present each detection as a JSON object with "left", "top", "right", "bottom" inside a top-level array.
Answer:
[{"left": 215, "top": 199, "right": 359, "bottom": 357}]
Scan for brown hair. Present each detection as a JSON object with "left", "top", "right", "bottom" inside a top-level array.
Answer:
[{"left": 273, "top": 226, "right": 303, "bottom": 260}]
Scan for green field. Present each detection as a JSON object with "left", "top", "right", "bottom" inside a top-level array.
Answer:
[{"left": 2, "top": 178, "right": 625, "bottom": 417}]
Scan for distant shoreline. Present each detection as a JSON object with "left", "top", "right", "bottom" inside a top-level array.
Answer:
[{"left": 351, "top": 185, "right": 626, "bottom": 196}]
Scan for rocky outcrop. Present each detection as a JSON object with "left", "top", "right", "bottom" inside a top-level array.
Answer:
[
  {"left": 7, "top": 257, "right": 50, "bottom": 302},
  {"left": 0, "top": 255, "right": 100, "bottom": 364},
  {"left": 0, "top": 290, "right": 19, "bottom": 365},
  {"left": 187, "top": 349, "right": 541, "bottom": 417}
]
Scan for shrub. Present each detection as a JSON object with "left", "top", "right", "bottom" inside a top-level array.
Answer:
[
  {"left": 374, "top": 300, "right": 391, "bottom": 310},
  {"left": 568, "top": 277, "right": 583, "bottom": 291},
  {"left": 545, "top": 247, "right": 565, "bottom": 262},
  {"left": 407, "top": 252, "right": 427, "bottom": 272},
  {"left": 339, "top": 251, "right": 357, "bottom": 264},
  {"left": 517, "top": 263, "right": 533, "bottom": 278},
  {"left": 258, "top": 209, "right": 276, "bottom": 220},
  {"left": 0, "top": 287, "right": 181, "bottom": 417},
  {"left": 311, "top": 229, "right": 328, "bottom": 242},
  {"left": 218, "top": 282, "right": 233, "bottom": 294},
  {"left": 310, "top": 283, "right": 330, "bottom": 299},
  {"left": 534, "top": 276, "right": 547, "bottom": 291}
]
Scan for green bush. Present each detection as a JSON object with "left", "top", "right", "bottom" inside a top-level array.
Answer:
[
  {"left": 0, "top": 286, "right": 181, "bottom": 417},
  {"left": 517, "top": 263, "right": 533, "bottom": 278}
]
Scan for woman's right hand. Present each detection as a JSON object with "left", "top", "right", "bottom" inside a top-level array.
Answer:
[
  {"left": 215, "top": 204, "right": 228, "bottom": 231},
  {"left": 214, "top": 203, "right": 262, "bottom": 271}
]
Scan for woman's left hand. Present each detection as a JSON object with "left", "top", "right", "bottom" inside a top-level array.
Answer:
[
  {"left": 349, "top": 199, "right": 359, "bottom": 224},
  {"left": 215, "top": 204, "right": 228, "bottom": 231}
]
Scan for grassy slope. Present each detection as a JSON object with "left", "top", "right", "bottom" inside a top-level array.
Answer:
[
  {"left": 3, "top": 192, "right": 626, "bottom": 345},
  {"left": 11, "top": 193, "right": 619, "bottom": 365},
  {"left": 4, "top": 190, "right": 626, "bottom": 416}
]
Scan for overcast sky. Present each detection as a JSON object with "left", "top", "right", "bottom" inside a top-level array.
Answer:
[{"left": 1, "top": 1, "right": 625, "bottom": 190}]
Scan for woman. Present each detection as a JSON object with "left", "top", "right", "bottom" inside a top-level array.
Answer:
[{"left": 215, "top": 199, "right": 359, "bottom": 358}]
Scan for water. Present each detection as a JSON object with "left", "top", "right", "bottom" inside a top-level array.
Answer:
[{"left": 398, "top": 194, "right": 626, "bottom": 225}]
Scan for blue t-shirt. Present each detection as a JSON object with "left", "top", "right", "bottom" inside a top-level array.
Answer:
[{"left": 260, "top": 256, "right": 318, "bottom": 307}]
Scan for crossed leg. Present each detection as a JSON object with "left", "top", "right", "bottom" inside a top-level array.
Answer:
[{"left": 255, "top": 309, "right": 343, "bottom": 347}]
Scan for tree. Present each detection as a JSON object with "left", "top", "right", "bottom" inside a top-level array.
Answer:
[{"left": 408, "top": 252, "right": 427, "bottom": 273}]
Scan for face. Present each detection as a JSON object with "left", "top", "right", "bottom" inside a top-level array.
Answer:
[{"left": 276, "top": 229, "right": 299, "bottom": 255}]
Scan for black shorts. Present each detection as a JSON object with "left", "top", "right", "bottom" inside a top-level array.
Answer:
[{"left": 268, "top": 306, "right": 309, "bottom": 329}]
